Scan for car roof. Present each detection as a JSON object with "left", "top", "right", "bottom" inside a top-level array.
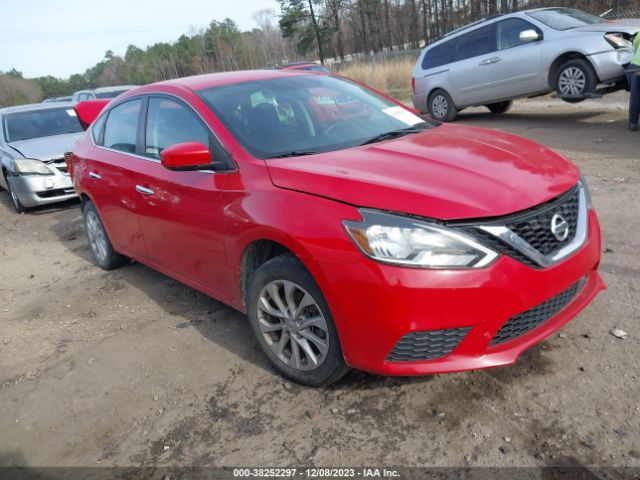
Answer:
[
  {"left": 0, "top": 102, "right": 76, "bottom": 115},
  {"left": 140, "top": 69, "right": 317, "bottom": 92}
]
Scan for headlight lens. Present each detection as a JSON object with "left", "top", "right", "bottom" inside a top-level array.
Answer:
[
  {"left": 14, "top": 158, "right": 54, "bottom": 176},
  {"left": 604, "top": 33, "right": 633, "bottom": 49},
  {"left": 343, "top": 209, "right": 498, "bottom": 268}
]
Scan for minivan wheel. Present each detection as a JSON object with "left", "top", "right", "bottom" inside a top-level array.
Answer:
[
  {"left": 428, "top": 89, "right": 458, "bottom": 122},
  {"left": 555, "top": 59, "right": 596, "bottom": 99},
  {"left": 247, "top": 254, "right": 348, "bottom": 387},
  {"left": 82, "top": 200, "right": 129, "bottom": 270},
  {"left": 486, "top": 101, "right": 513, "bottom": 114}
]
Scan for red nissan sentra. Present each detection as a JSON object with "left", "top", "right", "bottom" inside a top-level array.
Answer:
[{"left": 69, "top": 70, "right": 605, "bottom": 386}]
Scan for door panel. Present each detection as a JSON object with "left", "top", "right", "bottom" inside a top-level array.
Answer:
[
  {"left": 135, "top": 96, "right": 232, "bottom": 297},
  {"left": 87, "top": 99, "right": 146, "bottom": 259},
  {"left": 84, "top": 149, "right": 146, "bottom": 258},
  {"left": 134, "top": 162, "right": 232, "bottom": 297},
  {"left": 491, "top": 18, "right": 545, "bottom": 97},
  {"left": 449, "top": 24, "right": 502, "bottom": 106}
]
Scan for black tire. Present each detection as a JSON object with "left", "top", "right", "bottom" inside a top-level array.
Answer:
[
  {"left": 82, "top": 200, "right": 129, "bottom": 270},
  {"left": 428, "top": 89, "right": 458, "bottom": 122},
  {"left": 247, "top": 254, "right": 348, "bottom": 387},
  {"left": 486, "top": 100, "right": 513, "bottom": 114},
  {"left": 555, "top": 58, "right": 597, "bottom": 100},
  {"left": 6, "top": 175, "right": 27, "bottom": 214}
]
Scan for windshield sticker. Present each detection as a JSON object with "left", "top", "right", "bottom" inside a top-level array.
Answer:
[
  {"left": 66, "top": 109, "right": 77, "bottom": 117},
  {"left": 382, "top": 106, "right": 423, "bottom": 126}
]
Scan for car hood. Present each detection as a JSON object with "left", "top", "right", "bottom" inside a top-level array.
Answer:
[
  {"left": 265, "top": 124, "right": 580, "bottom": 221},
  {"left": 7, "top": 132, "right": 84, "bottom": 161},
  {"left": 571, "top": 22, "right": 640, "bottom": 34}
]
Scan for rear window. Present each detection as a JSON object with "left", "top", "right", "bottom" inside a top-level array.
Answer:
[
  {"left": 422, "top": 39, "right": 457, "bottom": 70},
  {"left": 3, "top": 108, "right": 83, "bottom": 142}
]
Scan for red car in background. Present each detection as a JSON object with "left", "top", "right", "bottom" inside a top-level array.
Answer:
[{"left": 69, "top": 70, "right": 605, "bottom": 386}]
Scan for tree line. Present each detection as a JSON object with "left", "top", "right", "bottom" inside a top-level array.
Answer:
[{"left": 1, "top": 0, "right": 638, "bottom": 107}]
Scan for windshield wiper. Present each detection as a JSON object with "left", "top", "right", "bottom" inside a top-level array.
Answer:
[
  {"left": 263, "top": 151, "right": 320, "bottom": 159},
  {"left": 359, "top": 126, "right": 425, "bottom": 146}
]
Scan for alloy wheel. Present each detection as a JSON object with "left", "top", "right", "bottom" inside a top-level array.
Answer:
[
  {"left": 256, "top": 280, "right": 329, "bottom": 371},
  {"left": 431, "top": 95, "right": 449, "bottom": 119},
  {"left": 558, "top": 67, "right": 586, "bottom": 96},
  {"left": 85, "top": 210, "right": 109, "bottom": 264}
]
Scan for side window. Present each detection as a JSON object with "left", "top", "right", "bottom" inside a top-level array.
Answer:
[
  {"left": 422, "top": 39, "right": 457, "bottom": 70},
  {"left": 145, "top": 97, "right": 210, "bottom": 160},
  {"left": 497, "top": 18, "right": 541, "bottom": 50},
  {"left": 455, "top": 25, "right": 496, "bottom": 61},
  {"left": 103, "top": 99, "right": 142, "bottom": 154},
  {"left": 91, "top": 113, "right": 107, "bottom": 145}
]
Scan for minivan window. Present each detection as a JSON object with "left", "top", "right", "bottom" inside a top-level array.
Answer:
[
  {"left": 455, "top": 25, "right": 496, "bottom": 62},
  {"left": 422, "top": 39, "right": 457, "bottom": 70},
  {"left": 527, "top": 8, "right": 602, "bottom": 30},
  {"left": 145, "top": 98, "right": 210, "bottom": 159},
  {"left": 497, "top": 18, "right": 541, "bottom": 50},
  {"left": 103, "top": 99, "right": 142, "bottom": 154}
]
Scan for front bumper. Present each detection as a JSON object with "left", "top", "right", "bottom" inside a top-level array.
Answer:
[
  {"left": 305, "top": 210, "right": 604, "bottom": 376},
  {"left": 10, "top": 171, "right": 76, "bottom": 208},
  {"left": 588, "top": 48, "right": 633, "bottom": 84}
]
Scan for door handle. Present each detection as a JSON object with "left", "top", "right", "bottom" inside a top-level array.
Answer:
[
  {"left": 88, "top": 171, "right": 102, "bottom": 180},
  {"left": 135, "top": 185, "right": 155, "bottom": 195},
  {"left": 479, "top": 57, "right": 502, "bottom": 66}
]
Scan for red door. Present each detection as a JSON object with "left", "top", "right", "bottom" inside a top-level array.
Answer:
[
  {"left": 85, "top": 98, "right": 146, "bottom": 260},
  {"left": 133, "top": 97, "right": 233, "bottom": 299}
]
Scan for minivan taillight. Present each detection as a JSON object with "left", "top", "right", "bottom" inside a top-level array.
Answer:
[{"left": 411, "top": 76, "right": 416, "bottom": 95}]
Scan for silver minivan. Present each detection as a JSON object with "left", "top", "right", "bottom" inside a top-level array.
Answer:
[{"left": 412, "top": 7, "right": 640, "bottom": 121}]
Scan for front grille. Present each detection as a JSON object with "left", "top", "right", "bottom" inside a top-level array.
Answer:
[
  {"left": 461, "top": 227, "right": 538, "bottom": 268},
  {"left": 490, "top": 278, "right": 585, "bottom": 346},
  {"left": 505, "top": 186, "right": 579, "bottom": 255},
  {"left": 387, "top": 327, "right": 470, "bottom": 362},
  {"left": 455, "top": 185, "right": 581, "bottom": 268}
]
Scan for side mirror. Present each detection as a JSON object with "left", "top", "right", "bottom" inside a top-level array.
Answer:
[
  {"left": 519, "top": 29, "right": 541, "bottom": 42},
  {"left": 160, "top": 142, "right": 213, "bottom": 171}
]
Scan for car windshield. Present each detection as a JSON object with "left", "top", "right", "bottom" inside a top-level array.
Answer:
[
  {"left": 198, "top": 75, "right": 432, "bottom": 159},
  {"left": 96, "top": 89, "right": 129, "bottom": 99},
  {"left": 3, "top": 107, "right": 83, "bottom": 142},
  {"left": 527, "top": 8, "right": 603, "bottom": 30}
]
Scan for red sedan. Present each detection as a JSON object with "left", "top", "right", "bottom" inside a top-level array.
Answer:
[{"left": 69, "top": 70, "right": 605, "bottom": 386}]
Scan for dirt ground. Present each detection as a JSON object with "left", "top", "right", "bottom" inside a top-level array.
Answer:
[{"left": 1, "top": 92, "right": 639, "bottom": 469}]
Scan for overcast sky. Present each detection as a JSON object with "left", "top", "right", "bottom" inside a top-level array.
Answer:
[{"left": 0, "top": 0, "right": 279, "bottom": 79}]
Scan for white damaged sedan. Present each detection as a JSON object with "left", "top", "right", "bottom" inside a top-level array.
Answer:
[{"left": 0, "top": 103, "right": 84, "bottom": 213}]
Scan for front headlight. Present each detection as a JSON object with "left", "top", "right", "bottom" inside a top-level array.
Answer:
[
  {"left": 604, "top": 33, "right": 633, "bottom": 49},
  {"left": 343, "top": 209, "right": 498, "bottom": 268},
  {"left": 13, "top": 158, "right": 54, "bottom": 176}
]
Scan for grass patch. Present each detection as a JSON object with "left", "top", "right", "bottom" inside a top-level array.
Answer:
[{"left": 333, "top": 57, "right": 416, "bottom": 101}]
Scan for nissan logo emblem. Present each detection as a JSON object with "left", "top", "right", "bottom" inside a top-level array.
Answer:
[{"left": 550, "top": 214, "right": 569, "bottom": 242}]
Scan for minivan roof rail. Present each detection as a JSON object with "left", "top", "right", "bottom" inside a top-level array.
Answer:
[{"left": 443, "top": 13, "right": 505, "bottom": 37}]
